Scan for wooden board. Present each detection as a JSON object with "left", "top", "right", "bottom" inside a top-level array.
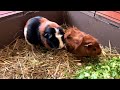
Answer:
[{"left": 96, "top": 11, "right": 120, "bottom": 24}]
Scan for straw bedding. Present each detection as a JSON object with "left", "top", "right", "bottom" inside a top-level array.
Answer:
[
  {"left": 0, "top": 37, "right": 82, "bottom": 79},
  {"left": 0, "top": 26, "right": 119, "bottom": 79}
]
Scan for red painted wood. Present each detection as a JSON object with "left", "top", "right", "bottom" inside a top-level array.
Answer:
[
  {"left": 0, "top": 11, "right": 13, "bottom": 15},
  {"left": 96, "top": 11, "right": 120, "bottom": 24},
  {"left": 0, "top": 11, "right": 23, "bottom": 18}
]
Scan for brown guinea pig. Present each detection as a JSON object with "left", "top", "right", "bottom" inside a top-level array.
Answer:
[{"left": 64, "top": 27, "right": 102, "bottom": 57}]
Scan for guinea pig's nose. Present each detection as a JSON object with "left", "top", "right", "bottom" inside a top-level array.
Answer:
[
  {"left": 58, "top": 44, "right": 66, "bottom": 49},
  {"left": 62, "top": 45, "right": 67, "bottom": 49}
]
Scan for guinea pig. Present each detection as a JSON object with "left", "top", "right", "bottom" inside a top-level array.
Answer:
[
  {"left": 24, "top": 16, "right": 65, "bottom": 49},
  {"left": 64, "top": 27, "right": 102, "bottom": 57}
]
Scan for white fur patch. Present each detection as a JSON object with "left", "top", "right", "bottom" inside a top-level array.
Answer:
[
  {"left": 55, "top": 28, "right": 65, "bottom": 49},
  {"left": 24, "top": 27, "right": 27, "bottom": 39},
  {"left": 24, "top": 27, "right": 33, "bottom": 46}
]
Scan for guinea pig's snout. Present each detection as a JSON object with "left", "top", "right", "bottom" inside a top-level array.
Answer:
[
  {"left": 97, "top": 50, "right": 102, "bottom": 55},
  {"left": 58, "top": 44, "right": 66, "bottom": 49},
  {"left": 96, "top": 48, "right": 102, "bottom": 55},
  {"left": 97, "top": 52, "right": 100, "bottom": 55},
  {"left": 58, "top": 37, "right": 66, "bottom": 49},
  {"left": 55, "top": 33, "right": 65, "bottom": 49}
]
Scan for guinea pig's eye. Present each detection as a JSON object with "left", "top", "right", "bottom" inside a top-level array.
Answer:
[
  {"left": 67, "top": 35, "right": 72, "bottom": 39},
  {"left": 59, "top": 31, "right": 64, "bottom": 35},
  {"left": 93, "top": 48, "right": 96, "bottom": 51}
]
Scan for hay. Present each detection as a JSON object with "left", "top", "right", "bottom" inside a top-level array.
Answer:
[
  {"left": 0, "top": 38, "right": 81, "bottom": 79},
  {"left": 1, "top": 38, "right": 119, "bottom": 79},
  {"left": 0, "top": 26, "right": 120, "bottom": 79}
]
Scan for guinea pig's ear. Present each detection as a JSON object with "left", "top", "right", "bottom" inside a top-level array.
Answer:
[
  {"left": 84, "top": 43, "right": 93, "bottom": 47},
  {"left": 57, "top": 27, "right": 65, "bottom": 34},
  {"left": 57, "top": 27, "right": 63, "bottom": 30}
]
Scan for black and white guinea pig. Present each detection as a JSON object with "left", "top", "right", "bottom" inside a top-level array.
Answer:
[{"left": 24, "top": 16, "right": 65, "bottom": 49}]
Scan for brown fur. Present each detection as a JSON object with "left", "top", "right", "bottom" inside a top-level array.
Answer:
[{"left": 64, "top": 27, "right": 102, "bottom": 57}]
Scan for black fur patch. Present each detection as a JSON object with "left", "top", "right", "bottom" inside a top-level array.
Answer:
[
  {"left": 57, "top": 27, "right": 65, "bottom": 43},
  {"left": 44, "top": 26, "right": 59, "bottom": 48},
  {"left": 26, "top": 16, "right": 44, "bottom": 46}
]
